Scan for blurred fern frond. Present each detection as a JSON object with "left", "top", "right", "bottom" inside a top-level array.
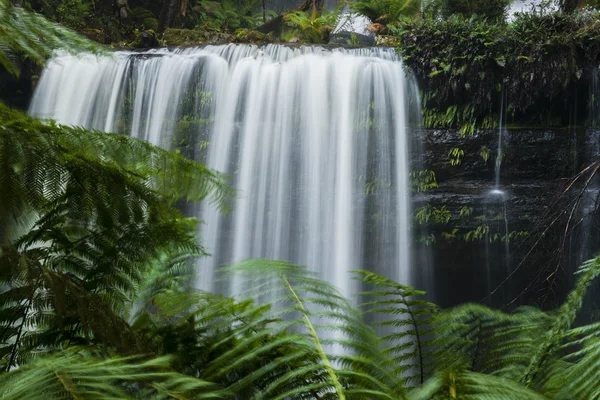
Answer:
[
  {"left": 0, "top": 0, "right": 100, "bottom": 77},
  {"left": 211, "top": 259, "right": 408, "bottom": 399},
  {"left": 0, "top": 351, "right": 229, "bottom": 399},
  {"left": 354, "top": 270, "right": 438, "bottom": 386},
  {"left": 0, "top": 102, "right": 233, "bottom": 369}
]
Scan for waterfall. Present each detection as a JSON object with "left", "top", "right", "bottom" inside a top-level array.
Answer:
[
  {"left": 483, "top": 86, "right": 511, "bottom": 300},
  {"left": 29, "top": 44, "right": 418, "bottom": 300}
]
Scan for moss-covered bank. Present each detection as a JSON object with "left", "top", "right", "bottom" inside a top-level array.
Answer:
[{"left": 396, "top": 10, "right": 600, "bottom": 131}]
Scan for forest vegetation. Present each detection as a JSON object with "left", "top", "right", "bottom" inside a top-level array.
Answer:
[{"left": 3, "top": 0, "right": 600, "bottom": 399}]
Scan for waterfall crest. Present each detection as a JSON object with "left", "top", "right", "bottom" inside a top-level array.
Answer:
[{"left": 30, "top": 44, "right": 418, "bottom": 299}]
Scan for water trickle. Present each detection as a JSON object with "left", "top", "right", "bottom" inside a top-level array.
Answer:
[
  {"left": 495, "top": 86, "right": 506, "bottom": 189},
  {"left": 30, "top": 44, "right": 419, "bottom": 300},
  {"left": 483, "top": 86, "right": 511, "bottom": 300}
]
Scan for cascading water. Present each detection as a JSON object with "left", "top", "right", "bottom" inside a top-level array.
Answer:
[
  {"left": 29, "top": 44, "right": 418, "bottom": 301},
  {"left": 483, "top": 86, "right": 511, "bottom": 300}
]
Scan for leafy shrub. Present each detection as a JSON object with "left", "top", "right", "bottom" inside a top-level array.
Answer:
[
  {"left": 351, "top": 0, "right": 421, "bottom": 24},
  {"left": 282, "top": 9, "right": 339, "bottom": 43},
  {"left": 441, "top": 0, "right": 512, "bottom": 20},
  {"left": 34, "top": 0, "right": 93, "bottom": 29},
  {"left": 395, "top": 8, "right": 600, "bottom": 128},
  {"left": 195, "top": 0, "right": 263, "bottom": 32}
]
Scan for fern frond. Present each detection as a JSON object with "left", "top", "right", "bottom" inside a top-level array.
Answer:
[
  {"left": 409, "top": 369, "right": 546, "bottom": 400},
  {"left": 521, "top": 255, "right": 600, "bottom": 389},
  {"left": 351, "top": 0, "right": 421, "bottom": 23},
  {"left": 0, "top": 103, "right": 233, "bottom": 368},
  {"left": 354, "top": 270, "right": 438, "bottom": 386},
  {"left": 220, "top": 259, "right": 408, "bottom": 400},
  {"left": 0, "top": 0, "right": 100, "bottom": 77},
  {"left": 0, "top": 351, "right": 228, "bottom": 399},
  {"left": 431, "top": 304, "right": 551, "bottom": 381}
]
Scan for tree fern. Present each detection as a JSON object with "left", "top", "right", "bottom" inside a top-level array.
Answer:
[
  {"left": 0, "top": 103, "right": 233, "bottom": 369},
  {"left": 354, "top": 270, "right": 438, "bottom": 386}
]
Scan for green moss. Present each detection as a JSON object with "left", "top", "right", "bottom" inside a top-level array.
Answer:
[
  {"left": 143, "top": 18, "right": 159, "bottom": 32},
  {"left": 163, "top": 28, "right": 232, "bottom": 47},
  {"left": 233, "top": 28, "right": 273, "bottom": 44},
  {"left": 163, "top": 28, "right": 206, "bottom": 47},
  {"left": 130, "top": 29, "right": 159, "bottom": 49}
]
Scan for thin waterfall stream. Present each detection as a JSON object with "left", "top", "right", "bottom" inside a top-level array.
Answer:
[
  {"left": 29, "top": 44, "right": 419, "bottom": 301},
  {"left": 484, "top": 86, "right": 511, "bottom": 299}
]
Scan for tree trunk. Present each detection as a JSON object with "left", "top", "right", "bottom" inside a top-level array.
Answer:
[{"left": 159, "top": 0, "right": 181, "bottom": 33}]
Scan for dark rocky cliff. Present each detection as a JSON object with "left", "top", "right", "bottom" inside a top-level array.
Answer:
[{"left": 413, "top": 128, "right": 600, "bottom": 310}]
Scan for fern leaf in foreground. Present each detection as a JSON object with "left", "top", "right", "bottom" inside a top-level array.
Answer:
[
  {"left": 220, "top": 259, "right": 408, "bottom": 400},
  {"left": 522, "top": 255, "right": 600, "bottom": 389},
  {"left": 0, "top": 0, "right": 100, "bottom": 77},
  {"left": 432, "top": 304, "right": 551, "bottom": 380},
  {"left": 0, "top": 351, "right": 228, "bottom": 399},
  {"left": 355, "top": 270, "right": 438, "bottom": 386}
]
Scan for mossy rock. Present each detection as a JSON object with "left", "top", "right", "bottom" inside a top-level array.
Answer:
[
  {"left": 143, "top": 17, "right": 159, "bottom": 32},
  {"left": 163, "top": 28, "right": 206, "bottom": 46},
  {"left": 233, "top": 29, "right": 274, "bottom": 44},
  {"left": 163, "top": 28, "right": 231, "bottom": 47},
  {"left": 130, "top": 29, "right": 160, "bottom": 49}
]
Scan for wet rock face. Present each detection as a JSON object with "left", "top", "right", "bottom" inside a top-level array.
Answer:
[
  {"left": 412, "top": 128, "right": 600, "bottom": 309},
  {"left": 328, "top": 31, "right": 375, "bottom": 46}
]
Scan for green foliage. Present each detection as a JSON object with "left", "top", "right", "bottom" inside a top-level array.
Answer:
[
  {"left": 416, "top": 203, "right": 529, "bottom": 245},
  {"left": 0, "top": 102, "right": 232, "bottom": 369},
  {"left": 415, "top": 205, "right": 451, "bottom": 225},
  {"left": 3, "top": 7, "right": 600, "bottom": 396},
  {"left": 560, "top": 0, "right": 600, "bottom": 12},
  {"left": 0, "top": 0, "right": 99, "bottom": 77},
  {"left": 459, "top": 206, "right": 473, "bottom": 218},
  {"left": 0, "top": 351, "right": 226, "bottom": 399},
  {"left": 216, "top": 259, "right": 408, "bottom": 399},
  {"left": 410, "top": 169, "right": 438, "bottom": 192},
  {"left": 282, "top": 9, "right": 339, "bottom": 43},
  {"left": 195, "top": 0, "right": 263, "bottom": 32},
  {"left": 521, "top": 255, "right": 600, "bottom": 390},
  {"left": 2, "top": 229, "right": 600, "bottom": 400},
  {"left": 396, "top": 9, "right": 600, "bottom": 129},
  {"left": 35, "top": 0, "right": 94, "bottom": 30},
  {"left": 479, "top": 145, "right": 491, "bottom": 162},
  {"left": 356, "top": 270, "right": 438, "bottom": 385},
  {"left": 441, "top": 0, "right": 512, "bottom": 20},
  {"left": 351, "top": 0, "right": 421, "bottom": 25},
  {"left": 448, "top": 147, "right": 464, "bottom": 166},
  {"left": 421, "top": 102, "right": 497, "bottom": 136},
  {"left": 431, "top": 304, "right": 552, "bottom": 377}
]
